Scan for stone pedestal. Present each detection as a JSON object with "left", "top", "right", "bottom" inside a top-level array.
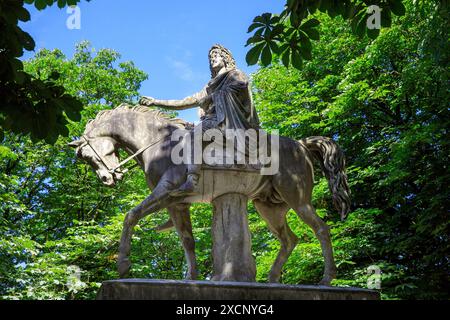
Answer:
[
  {"left": 211, "top": 193, "right": 256, "bottom": 282},
  {"left": 97, "top": 279, "right": 381, "bottom": 300}
]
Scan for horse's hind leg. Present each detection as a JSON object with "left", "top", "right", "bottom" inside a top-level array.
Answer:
[
  {"left": 253, "top": 200, "right": 298, "bottom": 283},
  {"left": 275, "top": 146, "right": 337, "bottom": 286},
  {"left": 167, "top": 204, "right": 198, "bottom": 280},
  {"left": 294, "top": 203, "right": 336, "bottom": 286}
]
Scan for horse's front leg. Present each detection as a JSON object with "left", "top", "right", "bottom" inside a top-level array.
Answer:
[{"left": 117, "top": 179, "right": 178, "bottom": 278}]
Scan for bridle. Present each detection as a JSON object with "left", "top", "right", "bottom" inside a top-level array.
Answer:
[{"left": 79, "top": 135, "right": 166, "bottom": 175}]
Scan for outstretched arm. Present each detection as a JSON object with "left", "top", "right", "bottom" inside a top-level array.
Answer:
[
  {"left": 140, "top": 88, "right": 211, "bottom": 111},
  {"left": 140, "top": 96, "right": 196, "bottom": 110}
]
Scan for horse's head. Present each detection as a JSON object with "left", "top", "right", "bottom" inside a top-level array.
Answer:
[{"left": 68, "top": 136, "right": 123, "bottom": 187}]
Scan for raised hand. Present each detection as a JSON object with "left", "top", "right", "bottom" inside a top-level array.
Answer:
[{"left": 139, "top": 96, "right": 156, "bottom": 106}]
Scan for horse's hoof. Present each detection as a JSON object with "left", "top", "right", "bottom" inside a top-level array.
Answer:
[
  {"left": 268, "top": 274, "right": 281, "bottom": 283},
  {"left": 185, "top": 274, "right": 198, "bottom": 281},
  {"left": 117, "top": 258, "right": 131, "bottom": 278},
  {"left": 211, "top": 275, "right": 221, "bottom": 281},
  {"left": 318, "top": 277, "right": 333, "bottom": 286}
]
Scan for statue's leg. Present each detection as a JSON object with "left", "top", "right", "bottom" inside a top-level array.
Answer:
[
  {"left": 117, "top": 176, "right": 180, "bottom": 278},
  {"left": 169, "top": 126, "right": 202, "bottom": 197},
  {"left": 167, "top": 204, "right": 198, "bottom": 280},
  {"left": 253, "top": 200, "right": 298, "bottom": 283},
  {"left": 169, "top": 164, "right": 200, "bottom": 197},
  {"left": 171, "top": 119, "right": 222, "bottom": 197}
]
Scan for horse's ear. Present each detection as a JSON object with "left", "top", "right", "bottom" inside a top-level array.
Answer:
[{"left": 68, "top": 139, "right": 83, "bottom": 148}]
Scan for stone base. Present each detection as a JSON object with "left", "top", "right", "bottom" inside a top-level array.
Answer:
[{"left": 97, "top": 279, "right": 380, "bottom": 300}]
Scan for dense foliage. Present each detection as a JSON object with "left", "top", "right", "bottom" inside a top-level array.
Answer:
[
  {"left": 246, "top": 0, "right": 408, "bottom": 69},
  {"left": 0, "top": 42, "right": 151, "bottom": 299},
  {"left": 0, "top": 0, "right": 91, "bottom": 143},
  {"left": 252, "top": 0, "right": 449, "bottom": 299},
  {"left": 0, "top": 0, "right": 448, "bottom": 300}
]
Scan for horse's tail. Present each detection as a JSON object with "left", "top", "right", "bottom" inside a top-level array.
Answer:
[{"left": 300, "top": 136, "right": 351, "bottom": 220}]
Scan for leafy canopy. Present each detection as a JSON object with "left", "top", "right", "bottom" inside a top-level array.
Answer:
[
  {"left": 246, "top": 0, "right": 407, "bottom": 69},
  {"left": 0, "top": 0, "right": 92, "bottom": 143},
  {"left": 252, "top": 0, "right": 448, "bottom": 299}
]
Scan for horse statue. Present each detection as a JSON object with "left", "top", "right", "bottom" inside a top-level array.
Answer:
[{"left": 68, "top": 104, "right": 351, "bottom": 285}]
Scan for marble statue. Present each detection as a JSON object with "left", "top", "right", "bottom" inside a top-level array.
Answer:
[
  {"left": 69, "top": 45, "right": 351, "bottom": 286},
  {"left": 140, "top": 45, "right": 260, "bottom": 197}
]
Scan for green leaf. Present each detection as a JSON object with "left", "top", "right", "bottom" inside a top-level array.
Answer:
[
  {"left": 261, "top": 13, "right": 272, "bottom": 23},
  {"left": 303, "top": 28, "right": 320, "bottom": 41},
  {"left": 271, "top": 24, "right": 285, "bottom": 38},
  {"left": 270, "top": 16, "right": 280, "bottom": 24},
  {"left": 291, "top": 49, "right": 303, "bottom": 69},
  {"left": 35, "top": 0, "right": 48, "bottom": 10},
  {"left": 261, "top": 44, "right": 272, "bottom": 67},
  {"left": 268, "top": 41, "right": 280, "bottom": 55},
  {"left": 246, "top": 35, "right": 264, "bottom": 47},
  {"left": 57, "top": 0, "right": 67, "bottom": 8},
  {"left": 247, "top": 22, "right": 264, "bottom": 33},
  {"left": 62, "top": 98, "right": 83, "bottom": 122},
  {"left": 290, "top": 11, "right": 300, "bottom": 27},
  {"left": 19, "top": 31, "right": 36, "bottom": 51},
  {"left": 246, "top": 43, "right": 265, "bottom": 66},
  {"left": 281, "top": 48, "right": 290, "bottom": 68},
  {"left": 389, "top": 0, "right": 406, "bottom": 16},
  {"left": 254, "top": 13, "right": 271, "bottom": 24},
  {"left": 299, "top": 32, "right": 312, "bottom": 60},
  {"left": 301, "top": 18, "right": 320, "bottom": 30},
  {"left": 15, "top": 7, "right": 31, "bottom": 22}
]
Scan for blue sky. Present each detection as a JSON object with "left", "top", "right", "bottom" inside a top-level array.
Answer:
[{"left": 21, "top": 0, "right": 282, "bottom": 123}]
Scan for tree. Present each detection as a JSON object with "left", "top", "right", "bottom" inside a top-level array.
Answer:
[
  {"left": 251, "top": 0, "right": 449, "bottom": 299},
  {"left": 246, "top": 0, "right": 408, "bottom": 69},
  {"left": 0, "top": 42, "right": 151, "bottom": 299},
  {"left": 1, "top": 0, "right": 448, "bottom": 300},
  {"left": 0, "top": 0, "right": 92, "bottom": 143}
]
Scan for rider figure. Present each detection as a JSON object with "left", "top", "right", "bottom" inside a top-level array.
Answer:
[{"left": 140, "top": 44, "right": 260, "bottom": 196}]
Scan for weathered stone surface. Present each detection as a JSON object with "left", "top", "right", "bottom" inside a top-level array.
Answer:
[
  {"left": 211, "top": 193, "right": 256, "bottom": 282},
  {"left": 71, "top": 44, "right": 352, "bottom": 285},
  {"left": 97, "top": 279, "right": 380, "bottom": 300}
]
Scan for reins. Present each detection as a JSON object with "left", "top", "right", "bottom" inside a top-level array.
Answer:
[{"left": 80, "top": 135, "right": 166, "bottom": 175}]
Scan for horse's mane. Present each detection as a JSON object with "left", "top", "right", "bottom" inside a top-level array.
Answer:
[{"left": 84, "top": 103, "right": 189, "bottom": 133}]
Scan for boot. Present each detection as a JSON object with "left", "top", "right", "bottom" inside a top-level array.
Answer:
[{"left": 169, "top": 173, "right": 199, "bottom": 197}]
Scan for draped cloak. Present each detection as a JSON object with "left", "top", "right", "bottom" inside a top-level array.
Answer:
[
  {"left": 195, "top": 69, "right": 260, "bottom": 131},
  {"left": 190, "top": 69, "right": 261, "bottom": 167}
]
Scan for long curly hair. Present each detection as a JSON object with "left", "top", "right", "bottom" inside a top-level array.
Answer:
[{"left": 209, "top": 44, "right": 236, "bottom": 78}]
